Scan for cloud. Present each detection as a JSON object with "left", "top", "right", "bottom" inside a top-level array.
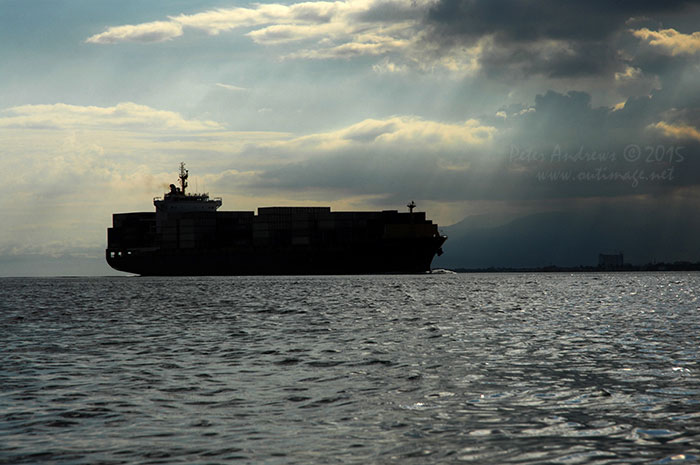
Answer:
[
  {"left": 473, "top": 37, "right": 619, "bottom": 78},
  {"left": 287, "top": 33, "right": 411, "bottom": 59},
  {"left": 84, "top": 1, "right": 477, "bottom": 71},
  {"left": 264, "top": 116, "right": 496, "bottom": 152},
  {"left": 422, "top": 0, "right": 695, "bottom": 78},
  {"left": 372, "top": 58, "right": 408, "bottom": 73},
  {"left": 85, "top": 0, "right": 700, "bottom": 80},
  {"left": 86, "top": 21, "right": 183, "bottom": 44},
  {"left": 87, "top": 1, "right": 431, "bottom": 43},
  {"left": 0, "top": 102, "right": 222, "bottom": 131},
  {"left": 3, "top": 90, "right": 700, "bottom": 263},
  {"left": 239, "top": 89, "right": 700, "bottom": 204},
  {"left": 215, "top": 83, "right": 248, "bottom": 92},
  {"left": 0, "top": 106, "right": 496, "bottom": 256},
  {"left": 168, "top": 2, "right": 351, "bottom": 35},
  {"left": 632, "top": 28, "right": 700, "bottom": 55},
  {"left": 425, "top": 1, "right": 692, "bottom": 44},
  {"left": 615, "top": 66, "right": 643, "bottom": 81},
  {"left": 653, "top": 121, "right": 700, "bottom": 141}
]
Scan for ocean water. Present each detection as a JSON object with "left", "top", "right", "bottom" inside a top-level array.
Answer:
[{"left": 1, "top": 273, "right": 699, "bottom": 464}]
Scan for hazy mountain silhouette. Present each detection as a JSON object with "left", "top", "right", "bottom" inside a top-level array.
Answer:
[{"left": 433, "top": 205, "right": 700, "bottom": 269}]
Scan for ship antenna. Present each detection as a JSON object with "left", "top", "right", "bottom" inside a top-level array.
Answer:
[
  {"left": 179, "top": 162, "right": 189, "bottom": 195},
  {"left": 407, "top": 201, "right": 416, "bottom": 213}
]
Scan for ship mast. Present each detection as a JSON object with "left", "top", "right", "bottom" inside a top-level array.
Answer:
[
  {"left": 179, "top": 162, "right": 189, "bottom": 195},
  {"left": 407, "top": 200, "right": 416, "bottom": 224}
]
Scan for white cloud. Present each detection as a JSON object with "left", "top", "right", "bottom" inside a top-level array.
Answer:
[
  {"left": 612, "top": 101, "right": 626, "bottom": 111},
  {"left": 0, "top": 102, "right": 222, "bottom": 131},
  {"left": 614, "top": 66, "right": 642, "bottom": 81},
  {"left": 265, "top": 116, "right": 496, "bottom": 152},
  {"left": 167, "top": 1, "right": 432, "bottom": 38},
  {"left": 82, "top": 0, "right": 477, "bottom": 72},
  {"left": 632, "top": 28, "right": 700, "bottom": 56},
  {"left": 517, "top": 108, "right": 535, "bottom": 115},
  {"left": 87, "top": 1, "right": 430, "bottom": 43},
  {"left": 247, "top": 22, "right": 347, "bottom": 45},
  {"left": 372, "top": 58, "right": 407, "bottom": 73},
  {"left": 288, "top": 32, "right": 411, "bottom": 58},
  {"left": 86, "top": 21, "right": 183, "bottom": 44},
  {"left": 216, "top": 83, "right": 248, "bottom": 91},
  {"left": 169, "top": 3, "right": 323, "bottom": 35},
  {"left": 652, "top": 121, "right": 700, "bottom": 141}
]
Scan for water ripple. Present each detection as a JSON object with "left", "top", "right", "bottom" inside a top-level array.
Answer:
[{"left": 1, "top": 273, "right": 699, "bottom": 464}]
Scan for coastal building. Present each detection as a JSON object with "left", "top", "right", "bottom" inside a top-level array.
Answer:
[{"left": 598, "top": 252, "right": 624, "bottom": 270}]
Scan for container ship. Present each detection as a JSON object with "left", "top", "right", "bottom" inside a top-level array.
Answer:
[{"left": 106, "top": 164, "right": 447, "bottom": 275}]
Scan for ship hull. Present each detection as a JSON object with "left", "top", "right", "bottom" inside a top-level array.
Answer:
[
  {"left": 106, "top": 204, "right": 447, "bottom": 276},
  {"left": 106, "top": 236, "right": 446, "bottom": 276}
]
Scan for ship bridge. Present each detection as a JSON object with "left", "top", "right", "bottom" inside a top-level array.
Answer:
[{"left": 153, "top": 162, "right": 222, "bottom": 213}]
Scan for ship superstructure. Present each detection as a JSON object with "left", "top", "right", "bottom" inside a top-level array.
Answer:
[
  {"left": 154, "top": 163, "right": 222, "bottom": 213},
  {"left": 106, "top": 163, "right": 446, "bottom": 275}
]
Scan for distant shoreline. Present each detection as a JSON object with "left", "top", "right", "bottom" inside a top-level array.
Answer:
[{"left": 448, "top": 262, "right": 700, "bottom": 273}]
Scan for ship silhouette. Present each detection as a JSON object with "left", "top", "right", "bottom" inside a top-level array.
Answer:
[{"left": 106, "top": 163, "right": 447, "bottom": 275}]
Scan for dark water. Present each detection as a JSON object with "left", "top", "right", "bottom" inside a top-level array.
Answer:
[{"left": 1, "top": 273, "right": 699, "bottom": 464}]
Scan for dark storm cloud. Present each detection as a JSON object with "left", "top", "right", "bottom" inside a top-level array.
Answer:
[
  {"left": 423, "top": 0, "right": 695, "bottom": 78},
  {"left": 426, "top": 1, "right": 692, "bottom": 43},
  {"left": 476, "top": 40, "right": 620, "bottom": 78},
  {"left": 504, "top": 90, "right": 700, "bottom": 198},
  {"left": 610, "top": 65, "right": 700, "bottom": 134}
]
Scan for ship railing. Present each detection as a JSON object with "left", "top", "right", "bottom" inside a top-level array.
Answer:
[{"left": 153, "top": 195, "right": 221, "bottom": 202}]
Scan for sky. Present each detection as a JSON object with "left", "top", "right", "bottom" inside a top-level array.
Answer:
[{"left": 1, "top": 0, "right": 700, "bottom": 275}]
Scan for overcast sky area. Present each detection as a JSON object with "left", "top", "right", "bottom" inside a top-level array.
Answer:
[{"left": 1, "top": 0, "right": 700, "bottom": 275}]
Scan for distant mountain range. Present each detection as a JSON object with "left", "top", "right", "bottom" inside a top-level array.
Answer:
[{"left": 433, "top": 206, "right": 700, "bottom": 270}]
